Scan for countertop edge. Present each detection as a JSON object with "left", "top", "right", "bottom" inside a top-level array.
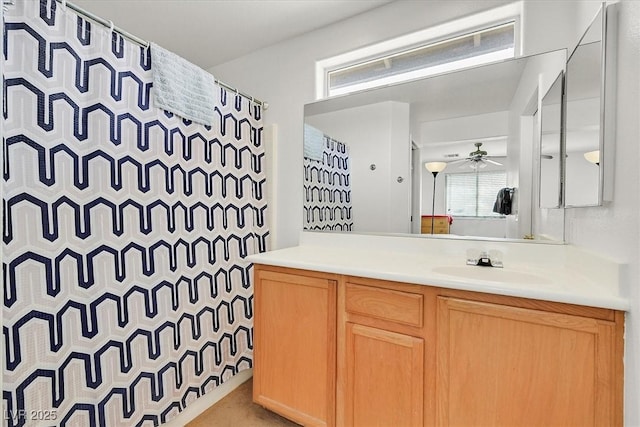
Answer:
[{"left": 247, "top": 253, "right": 630, "bottom": 312}]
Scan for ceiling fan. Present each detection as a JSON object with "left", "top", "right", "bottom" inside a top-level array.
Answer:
[{"left": 449, "top": 142, "right": 503, "bottom": 169}]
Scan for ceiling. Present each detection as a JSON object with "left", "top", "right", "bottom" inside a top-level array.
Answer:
[{"left": 72, "top": 0, "right": 393, "bottom": 70}]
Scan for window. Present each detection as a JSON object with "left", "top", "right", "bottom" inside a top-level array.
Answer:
[
  {"left": 327, "top": 23, "right": 515, "bottom": 97},
  {"left": 446, "top": 171, "right": 507, "bottom": 217},
  {"left": 316, "top": 3, "right": 521, "bottom": 98}
]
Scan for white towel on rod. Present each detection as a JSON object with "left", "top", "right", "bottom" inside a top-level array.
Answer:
[
  {"left": 150, "top": 43, "right": 217, "bottom": 126},
  {"left": 304, "top": 124, "right": 325, "bottom": 162}
]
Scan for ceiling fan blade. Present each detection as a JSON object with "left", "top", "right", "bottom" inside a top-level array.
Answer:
[
  {"left": 485, "top": 159, "right": 503, "bottom": 166},
  {"left": 447, "top": 158, "right": 469, "bottom": 165}
]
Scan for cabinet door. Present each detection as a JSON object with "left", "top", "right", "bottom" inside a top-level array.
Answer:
[
  {"left": 436, "top": 297, "right": 618, "bottom": 427},
  {"left": 345, "top": 323, "right": 424, "bottom": 427},
  {"left": 253, "top": 268, "right": 336, "bottom": 427}
]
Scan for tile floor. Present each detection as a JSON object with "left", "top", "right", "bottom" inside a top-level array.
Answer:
[{"left": 186, "top": 378, "right": 300, "bottom": 427}]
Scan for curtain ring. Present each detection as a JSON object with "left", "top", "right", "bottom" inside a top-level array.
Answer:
[
  {"left": 108, "top": 20, "right": 114, "bottom": 33},
  {"left": 61, "top": 0, "right": 67, "bottom": 9}
]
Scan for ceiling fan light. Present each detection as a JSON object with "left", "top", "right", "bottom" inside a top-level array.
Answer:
[{"left": 468, "top": 161, "right": 485, "bottom": 170}]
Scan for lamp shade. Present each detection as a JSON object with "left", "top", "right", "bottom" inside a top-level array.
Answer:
[
  {"left": 583, "top": 150, "right": 600, "bottom": 165},
  {"left": 425, "top": 161, "right": 447, "bottom": 173}
]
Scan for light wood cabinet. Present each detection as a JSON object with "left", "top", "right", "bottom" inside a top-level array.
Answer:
[
  {"left": 436, "top": 296, "right": 623, "bottom": 427},
  {"left": 345, "top": 323, "right": 424, "bottom": 427},
  {"left": 341, "top": 280, "right": 427, "bottom": 426},
  {"left": 253, "top": 265, "right": 624, "bottom": 427},
  {"left": 253, "top": 265, "right": 337, "bottom": 427}
]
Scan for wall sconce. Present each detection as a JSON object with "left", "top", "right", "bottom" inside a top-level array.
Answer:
[
  {"left": 425, "top": 162, "right": 447, "bottom": 234},
  {"left": 584, "top": 150, "right": 600, "bottom": 165}
]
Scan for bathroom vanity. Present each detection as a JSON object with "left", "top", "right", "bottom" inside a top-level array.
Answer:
[
  {"left": 276, "top": 4, "right": 624, "bottom": 425},
  {"left": 249, "top": 233, "right": 627, "bottom": 427}
]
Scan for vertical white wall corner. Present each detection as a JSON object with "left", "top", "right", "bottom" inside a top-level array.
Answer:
[
  {"left": 263, "top": 124, "right": 278, "bottom": 250},
  {"left": 388, "top": 101, "right": 412, "bottom": 234}
]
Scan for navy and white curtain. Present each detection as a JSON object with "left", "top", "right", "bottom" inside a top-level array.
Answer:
[
  {"left": 303, "top": 135, "right": 352, "bottom": 231},
  {"left": 3, "top": 1, "right": 268, "bottom": 426}
]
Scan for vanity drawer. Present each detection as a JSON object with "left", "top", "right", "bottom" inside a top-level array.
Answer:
[{"left": 345, "top": 282, "right": 423, "bottom": 327}]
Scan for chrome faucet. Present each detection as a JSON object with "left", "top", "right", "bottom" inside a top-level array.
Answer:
[{"left": 466, "top": 251, "right": 503, "bottom": 268}]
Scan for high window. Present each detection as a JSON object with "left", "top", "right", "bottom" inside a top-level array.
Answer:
[
  {"left": 317, "top": 4, "right": 521, "bottom": 98},
  {"left": 446, "top": 171, "right": 507, "bottom": 217}
]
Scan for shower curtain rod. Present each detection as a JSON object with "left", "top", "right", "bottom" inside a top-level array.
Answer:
[{"left": 49, "top": 0, "right": 269, "bottom": 109}]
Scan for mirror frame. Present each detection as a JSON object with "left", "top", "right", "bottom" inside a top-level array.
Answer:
[{"left": 563, "top": 2, "right": 617, "bottom": 207}]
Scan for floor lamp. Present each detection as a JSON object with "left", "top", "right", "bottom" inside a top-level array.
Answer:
[{"left": 425, "top": 162, "right": 448, "bottom": 234}]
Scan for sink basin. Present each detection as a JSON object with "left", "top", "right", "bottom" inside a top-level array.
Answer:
[{"left": 432, "top": 265, "right": 553, "bottom": 285}]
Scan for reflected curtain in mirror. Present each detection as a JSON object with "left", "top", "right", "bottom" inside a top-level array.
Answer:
[{"left": 303, "top": 125, "right": 353, "bottom": 231}]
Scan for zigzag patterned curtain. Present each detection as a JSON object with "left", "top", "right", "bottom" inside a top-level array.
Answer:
[
  {"left": 303, "top": 135, "right": 353, "bottom": 231},
  {"left": 2, "top": 1, "right": 268, "bottom": 425}
]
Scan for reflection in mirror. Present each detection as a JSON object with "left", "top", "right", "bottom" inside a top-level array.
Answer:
[
  {"left": 564, "top": 3, "right": 617, "bottom": 207},
  {"left": 303, "top": 49, "right": 567, "bottom": 243},
  {"left": 303, "top": 124, "right": 354, "bottom": 231},
  {"left": 533, "top": 71, "right": 565, "bottom": 242},
  {"left": 539, "top": 72, "right": 563, "bottom": 209},
  {"left": 564, "top": 8, "right": 602, "bottom": 207}
]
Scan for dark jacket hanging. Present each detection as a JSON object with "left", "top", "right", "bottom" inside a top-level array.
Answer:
[{"left": 493, "top": 187, "right": 512, "bottom": 215}]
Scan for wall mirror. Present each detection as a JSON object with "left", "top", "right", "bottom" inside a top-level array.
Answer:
[
  {"left": 564, "top": 3, "right": 617, "bottom": 207},
  {"left": 303, "top": 49, "right": 566, "bottom": 243}
]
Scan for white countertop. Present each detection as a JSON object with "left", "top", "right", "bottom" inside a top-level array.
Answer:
[{"left": 247, "top": 234, "right": 629, "bottom": 311}]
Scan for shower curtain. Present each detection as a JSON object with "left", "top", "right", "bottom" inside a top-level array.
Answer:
[
  {"left": 303, "top": 134, "right": 352, "bottom": 231},
  {"left": 2, "top": 1, "right": 268, "bottom": 426}
]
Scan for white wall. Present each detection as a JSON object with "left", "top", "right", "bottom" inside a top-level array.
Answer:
[
  {"left": 306, "top": 101, "right": 411, "bottom": 233},
  {"left": 211, "top": 1, "right": 640, "bottom": 424},
  {"left": 388, "top": 102, "right": 412, "bottom": 233}
]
